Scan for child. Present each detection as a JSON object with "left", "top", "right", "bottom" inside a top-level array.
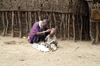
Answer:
[
  {"left": 37, "top": 28, "right": 58, "bottom": 52},
  {"left": 45, "top": 28, "right": 58, "bottom": 51}
]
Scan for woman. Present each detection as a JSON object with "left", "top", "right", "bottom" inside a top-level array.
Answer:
[{"left": 29, "top": 19, "right": 51, "bottom": 48}]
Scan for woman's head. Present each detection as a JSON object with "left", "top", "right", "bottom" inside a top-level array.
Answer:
[{"left": 42, "top": 19, "right": 49, "bottom": 28}]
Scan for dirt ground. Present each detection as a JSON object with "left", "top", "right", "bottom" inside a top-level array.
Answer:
[{"left": 0, "top": 36, "right": 100, "bottom": 66}]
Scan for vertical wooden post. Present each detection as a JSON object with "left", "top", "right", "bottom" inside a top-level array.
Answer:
[
  {"left": 35, "top": 12, "right": 37, "bottom": 22},
  {"left": 49, "top": 13, "right": 52, "bottom": 29},
  {"left": 90, "top": 20, "right": 95, "bottom": 44},
  {"left": 46, "top": 12, "right": 49, "bottom": 19},
  {"left": 68, "top": 14, "right": 70, "bottom": 40},
  {"left": 18, "top": 11, "right": 22, "bottom": 38},
  {"left": 96, "top": 22, "right": 99, "bottom": 44},
  {"left": 12, "top": 11, "right": 14, "bottom": 37},
  {"left": 28, "top": 12, "right": 32, "bottom": 31},
  {"left": 25, "top": 12, "right": 28, "bottom": 37},
  {"left": 62, "top": 14, "right": 66, "bottom": 40},
  {"left": 72, "top": 14, "right": 75, "bottom": 41},
  {"left": 2, "top": 12, "right": 5, "bottom": 36},
  {"left": 53, "top": 12, "right": 57, "bottom": 36},
  {"left": 38, "top": 11, "right": 41, "bottom": 21},
  {"left": 64, "top": 14, "right": 66, "bottom": 40},
  {"left": 59, "top": 14, "right": 61, "bottom": 39},
  {"left": 80, "top": 15, "right": 83, "bottom": 41},
  {"left": 60, "top": 14, "right": 64, "bottom": 40},
  {"left": 5, "top": 12, "right": 9, "bottom": 35},
  {"left": 65, "top": 14, "right": 68, "bottom": 39}
]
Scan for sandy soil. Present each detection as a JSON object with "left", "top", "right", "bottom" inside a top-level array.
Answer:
[{"left": 0, "top": 36, "right": 100, "bottom": 66}]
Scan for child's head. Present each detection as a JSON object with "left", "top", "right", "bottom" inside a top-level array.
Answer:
[{"left": 50, "top": 28, "right": 56, "bottom": 37}]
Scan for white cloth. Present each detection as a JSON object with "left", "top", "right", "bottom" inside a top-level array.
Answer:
[
  {"left": 39, "top": 21, "right": 43, "bottom": 29},
  {"left": 37, "top": 44, "right": 49, "bottom": 52},
  {"left": 32, "top": 42, "right": 49, "bottom": 52}
]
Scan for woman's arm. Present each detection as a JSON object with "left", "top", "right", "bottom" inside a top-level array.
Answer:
[
  {"left": 36, "top": 32, "right": 45, "bottom": 35},
  {"left": 44, "top": 29, "right": 51, "bottom": 33},
  {"left": 36, "top": 28, "right": 51, "bottom": 35}
]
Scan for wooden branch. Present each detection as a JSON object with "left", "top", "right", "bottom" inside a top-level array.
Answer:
[
  {"left": 18, "top": 11, "right": 22, "bottom": 38},
  {"left": 72, "top": 14, "right": 75, "bottom": 41},
  {"left": 28, "top": 12, "right": 32, "bottom": 31},
  {"left": 58, "top": 14, "right": 61, "bottom": 38},
  {"left": 12, "top": 11, "right": 14, "bottom": 37},
  {"left": 68, "top": 14, "right": 70, "bottom": 40},
  {"left": 46, "top": 12, "right": 49, "bottom": 19},
  {"left": 61, "top": 14, "right": 65, "bottom": 40},
  {"left": 53, "top": 12, "right": 57, "bottom": 36},
  {"left": 90, "top": 22, "right": 95, "bottom": 44},
  {"left": 0, "top": 10, "right": 81, "bottom": 14},
  {"left": 2, "top": 12, "right": 5, "bottom": 36},
  {"left": 95, "top": 22, "right": 99, "bottom": 44},
  {"left": 59, "top": 13, "right": 61, "bottom": 20},
  {"left": 34, "top": 12, "right": 37, "bottom": 22},
  {"left": 60, "top": 14, "right": 63, "bottom": 39},
  {"left": 25, "top": 12, "right": 28, "bottom": 37},
  {"left": 64, "top": 14, "right": 66, "bottom": 40},
  {"left": 65, "top": 14, "right": 68, "bottom": 39},
  {"left": 38, "top": 11, "right": 41, "bottom": 21},
  {"left": 49, "top": 12, "right": 52, "bottom": 29},
  {"left": 5, "top": 12, "right": 9, "bottom": 35},
  {"left": 80, "top": 16, "right": 83, "bottom": 41}
]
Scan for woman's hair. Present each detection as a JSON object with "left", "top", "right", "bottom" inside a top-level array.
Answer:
[{"left": 43, "top": 19, "right": 49, "bottom": 24}]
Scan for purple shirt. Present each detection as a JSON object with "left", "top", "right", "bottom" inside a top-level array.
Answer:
[{"left": 29, "top": 22, "right": 49, "bottom": 43}]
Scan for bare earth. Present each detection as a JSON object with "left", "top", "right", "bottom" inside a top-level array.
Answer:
[{"left": 0, "top": 36, "right": 100, "bottom": 66}]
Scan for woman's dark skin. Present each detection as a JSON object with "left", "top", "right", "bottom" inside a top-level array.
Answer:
[{"left": 36, "top": 23, "right": 51, "bottom": 35}]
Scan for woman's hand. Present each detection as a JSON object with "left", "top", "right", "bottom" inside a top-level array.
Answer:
[
  {"left": 44, "top": 29, "right": 51, "bottom": 33},
  {"left": 42, "top": 31, "right": 45, "bottom": 34}
]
